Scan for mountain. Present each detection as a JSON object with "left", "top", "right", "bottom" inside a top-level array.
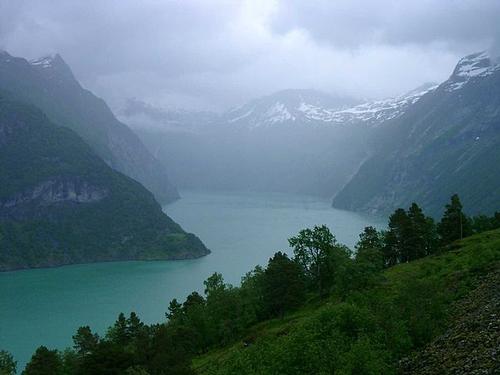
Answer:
[
  {"left": 124, "top": 87, "right": 439, "bottom": 198},
  {"left": 0, "top": 93, "right": 209, "bottom": 271},
  {"left": 0, "top": 51, "right": 178, "bottom": 204},
  {"left": 332, "top": 51, "right": 500, "bottom": 216},
  {"left": 125, "top": 89, "right": 370, "bottom": 197},
  {"left": 222, "top": 87, "right": 438, "bottom": 129},
  {"left": 221, "top": 89, "right": 360, "bottom": 128}
]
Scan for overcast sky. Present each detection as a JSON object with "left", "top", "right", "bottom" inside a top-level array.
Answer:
[{"left": 1, "top": 0, "right": 499, "bottom": 111}]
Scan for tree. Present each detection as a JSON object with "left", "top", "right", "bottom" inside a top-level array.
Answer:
[
  {"left": 72, "top": 326, "right": 99, "bottom": 357},
  {"left": 203, "top": 273, "right": 225, "bottom": 297},
  {"left": 352, "top": 227, "right": 385, "bottom": 290},
  {"left": 289, "top": 225, "right": 350, "bottom": 297},
  {"left": 126, "top": 312, "right": 144, "bottom": 341},
  {"left": 166, "top": 298, "right": 183, "bottom": 321},
  {"left": 23, "top": 346, "right": 62, "bottom": 375},
  {"left": 262, "top": 252, "right": 305, "bottom": 318},
  {"left": 0, "top": 350, "right": 16, "bottom": 375},
  {"left": 407, "top": 203, "right": 437, "bottom": 259},
  {"left": 438, "top": 194, "right": 471, "bottom": 245},
  {"left": 355, "top": 226, "right": 384, "bottom": 269},
  {"left": 383, "top": 208, "right": 412, "bottom": 265},
  {"left": 106, "top": 313, "right": 129, "bottom": 346}
]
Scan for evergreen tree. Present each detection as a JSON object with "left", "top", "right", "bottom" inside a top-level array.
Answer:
[
  {"left": 166, "top": 298, "right": 183, "bottom": 321},
  {"left": 0, "top": 350, "right": 16, "bottom": 375},
  {"left": 383, "top": 208, "right": 412, "bottom": 265},
  {"left": 262, "top": 252, "right": 305, "bottom": 318},
  {"left": 72, "top": 326, "right": 99, "bottom": 357},
  {"left": 438, "top": 194, "right": 471, "bottom": 245},
  {"left": 106, "top": 313, "right": 129, "bottom": 345},
  {"left": 407, "top": 203, "right": 437, "bottom": 260},
  {"left": 23, "top": 346, "right": 62, "bottom": 375}
]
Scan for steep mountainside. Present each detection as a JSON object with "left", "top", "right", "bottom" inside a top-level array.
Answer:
[
  {"left": 333, "top": 51, "right": 500, "bottom": 217},
  {"left": 123, "top": 86, "right": 438, "bottom": 198},
  {"left": 0, "top": 51, "right": 178, "bottom": 204},
  {"left": 0, "top": 94, "right": 208, "bottom": 271}
]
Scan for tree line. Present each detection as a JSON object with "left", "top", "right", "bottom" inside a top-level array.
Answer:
[{"left": 1, "top": 194, "right": 498, "bottom": 374}]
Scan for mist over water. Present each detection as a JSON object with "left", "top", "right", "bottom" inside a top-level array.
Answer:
[{"left": 0, "top": 190, "right": 384, "bottom": 370}]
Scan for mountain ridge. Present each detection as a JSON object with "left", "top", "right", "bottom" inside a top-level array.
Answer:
[
  {"left": 0, "top": 51, "right": 179, "bottom": 204},
  {"left": 0, "top": 93, "right": 209, "bottom": 271}
]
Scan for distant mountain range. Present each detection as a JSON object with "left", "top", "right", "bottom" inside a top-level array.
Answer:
[
  {"left": 0, "top": 51, "right": 178, "bottom": 204},
  {"left": 123, "top": 51, "right": 499, "bottom": 217},
  {"left": 122, "top": 85, "right": 436, "bottom": 131}
]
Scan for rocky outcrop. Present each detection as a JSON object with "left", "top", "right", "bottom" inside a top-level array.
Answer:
[
  {"left": 0, "top": 51, "right": 179, "bottom": 204},
  {"left": 1, "top": 177, "right": 108, "bottom": 219},
  {"left": 400, "top": 270, "right": 500, "bottom": 374}
]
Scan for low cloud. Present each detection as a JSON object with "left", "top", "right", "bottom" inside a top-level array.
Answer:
[{"left": 0, "top": 0, "right": 498, "bottom": 111}]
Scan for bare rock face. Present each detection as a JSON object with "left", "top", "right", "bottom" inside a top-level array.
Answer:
[{"left": 2, "top": 178, "right": 107, "bottom": 206}]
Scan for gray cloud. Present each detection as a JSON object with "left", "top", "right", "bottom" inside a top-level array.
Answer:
[{"left": 0, "top": 0, "right": 498, "bottom": 111}]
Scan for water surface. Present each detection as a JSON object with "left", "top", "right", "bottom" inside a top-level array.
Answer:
[{"left": 0, "top": 190, "right": 384, "bottom": 368}]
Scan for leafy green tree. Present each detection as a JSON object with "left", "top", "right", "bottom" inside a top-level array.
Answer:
[
  {"left": 239, "top": 265, "right": 266, "bottom": 322},
  {"left": 289, "top": 225, "right": 341, "bottom": 296},
  {"left": 203, "top": 272, "right": 226, "bottom": 297},
  {"left": 355, "top": 226, "right": 384, "bottom": 269},
  {"left": 23, "top": 346, "right": 62, "bottom": 375},
  {"left": 471, "top": 212, "right": 500, "bottom": 234},
  {"left": 438, "top": 194, "right": 471, "bottom": 245},
  {"left": 352, "top": 227, "right": 385, "bottom": 290},
  {"left": 262, "top": 252, "right": 305, "bottom": 317},
  {"left": 72, "top": 326, "right": 99, "bottom": 357},
  {"left": 0, "top": 350, "right": 16, "bottom": 375}
]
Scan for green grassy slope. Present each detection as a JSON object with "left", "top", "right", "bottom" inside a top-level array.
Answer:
[{"left": 193, "top": 229, "right": 500, "bottom": 374}]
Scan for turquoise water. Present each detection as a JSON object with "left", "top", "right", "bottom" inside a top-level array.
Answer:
[{"left": 0, "top": 190, "right": 384, "bottom": 369}]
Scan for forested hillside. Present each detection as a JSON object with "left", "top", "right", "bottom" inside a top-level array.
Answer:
[
  {"left": 333, "top": 52, "right": 500, "bottom": 217},
  {"left": 0, "top": 94, "right": 208, "bottom": 271},
  {"left": 6, "top": 197, "right": 498, "bottom": 374},
  {"left": 0, "top": 51, "right": 178, "bottom": 204}
]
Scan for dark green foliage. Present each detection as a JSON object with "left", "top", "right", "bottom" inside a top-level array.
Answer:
[
  {"left": 383, "top": 203, "right": 437, "bottom": 266},
  {"left": 0, "top": 94, "right": 208, "bottom": 271},
  {"left": 0, "top": 350, "right": 16, "bottom": 375},
  {"left": 333, "top": 61, "right": 500, "bottom": 217},
  {"left": 20, "top": 196, "right": 499, "bottom": 375},
  {"left": 262, "top": 252, "right": 305, "bottom": 318},
  {"left": 438, "top": 194, "right": 472, "bottom": 245},
  {"left": 72, "top": 326, "right": 99, "bottom": 357},
  {"left": 289, "top": 225, "right": 351, "bottom": 296},
  {"left": 23, "top": 347, "right": 62, "bottom": 375},
  {"left": 0, "top": 51, "right": 178, "bottom": 204}
]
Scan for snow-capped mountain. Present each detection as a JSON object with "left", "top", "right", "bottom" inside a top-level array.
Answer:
[
  {"left": 333, "top": 51, "right": 500, "bottom": 216},
  {"left": 222, "top": 85, "right": 437, "bottom": 129},
  {"left": 443, "top": 50, "right": 500, "bottom": 92},
  {"left": 222, "top": 89, "right": 359, "bottom": 128},
  {"left": 0, "top": 50, "right": 179, "bottom": 204}
]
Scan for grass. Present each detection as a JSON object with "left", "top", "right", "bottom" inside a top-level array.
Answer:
[{"left": 192, "top": 229, "right": 500, "bottom": 374}]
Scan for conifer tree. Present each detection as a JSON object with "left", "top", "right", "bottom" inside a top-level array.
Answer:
[{"left": 438, "top": 194, "right": 471, "bottom": 245}]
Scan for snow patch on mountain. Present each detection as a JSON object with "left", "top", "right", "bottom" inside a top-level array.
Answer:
[
  {"left": 444, "top": 51, "right": 500, "bottom": 92},
  {"left": 266, "top": 102, "right": 295, "bottom": 123},
  {"left": 30, "top": 55, "right": 57, "bottom": 68}
]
